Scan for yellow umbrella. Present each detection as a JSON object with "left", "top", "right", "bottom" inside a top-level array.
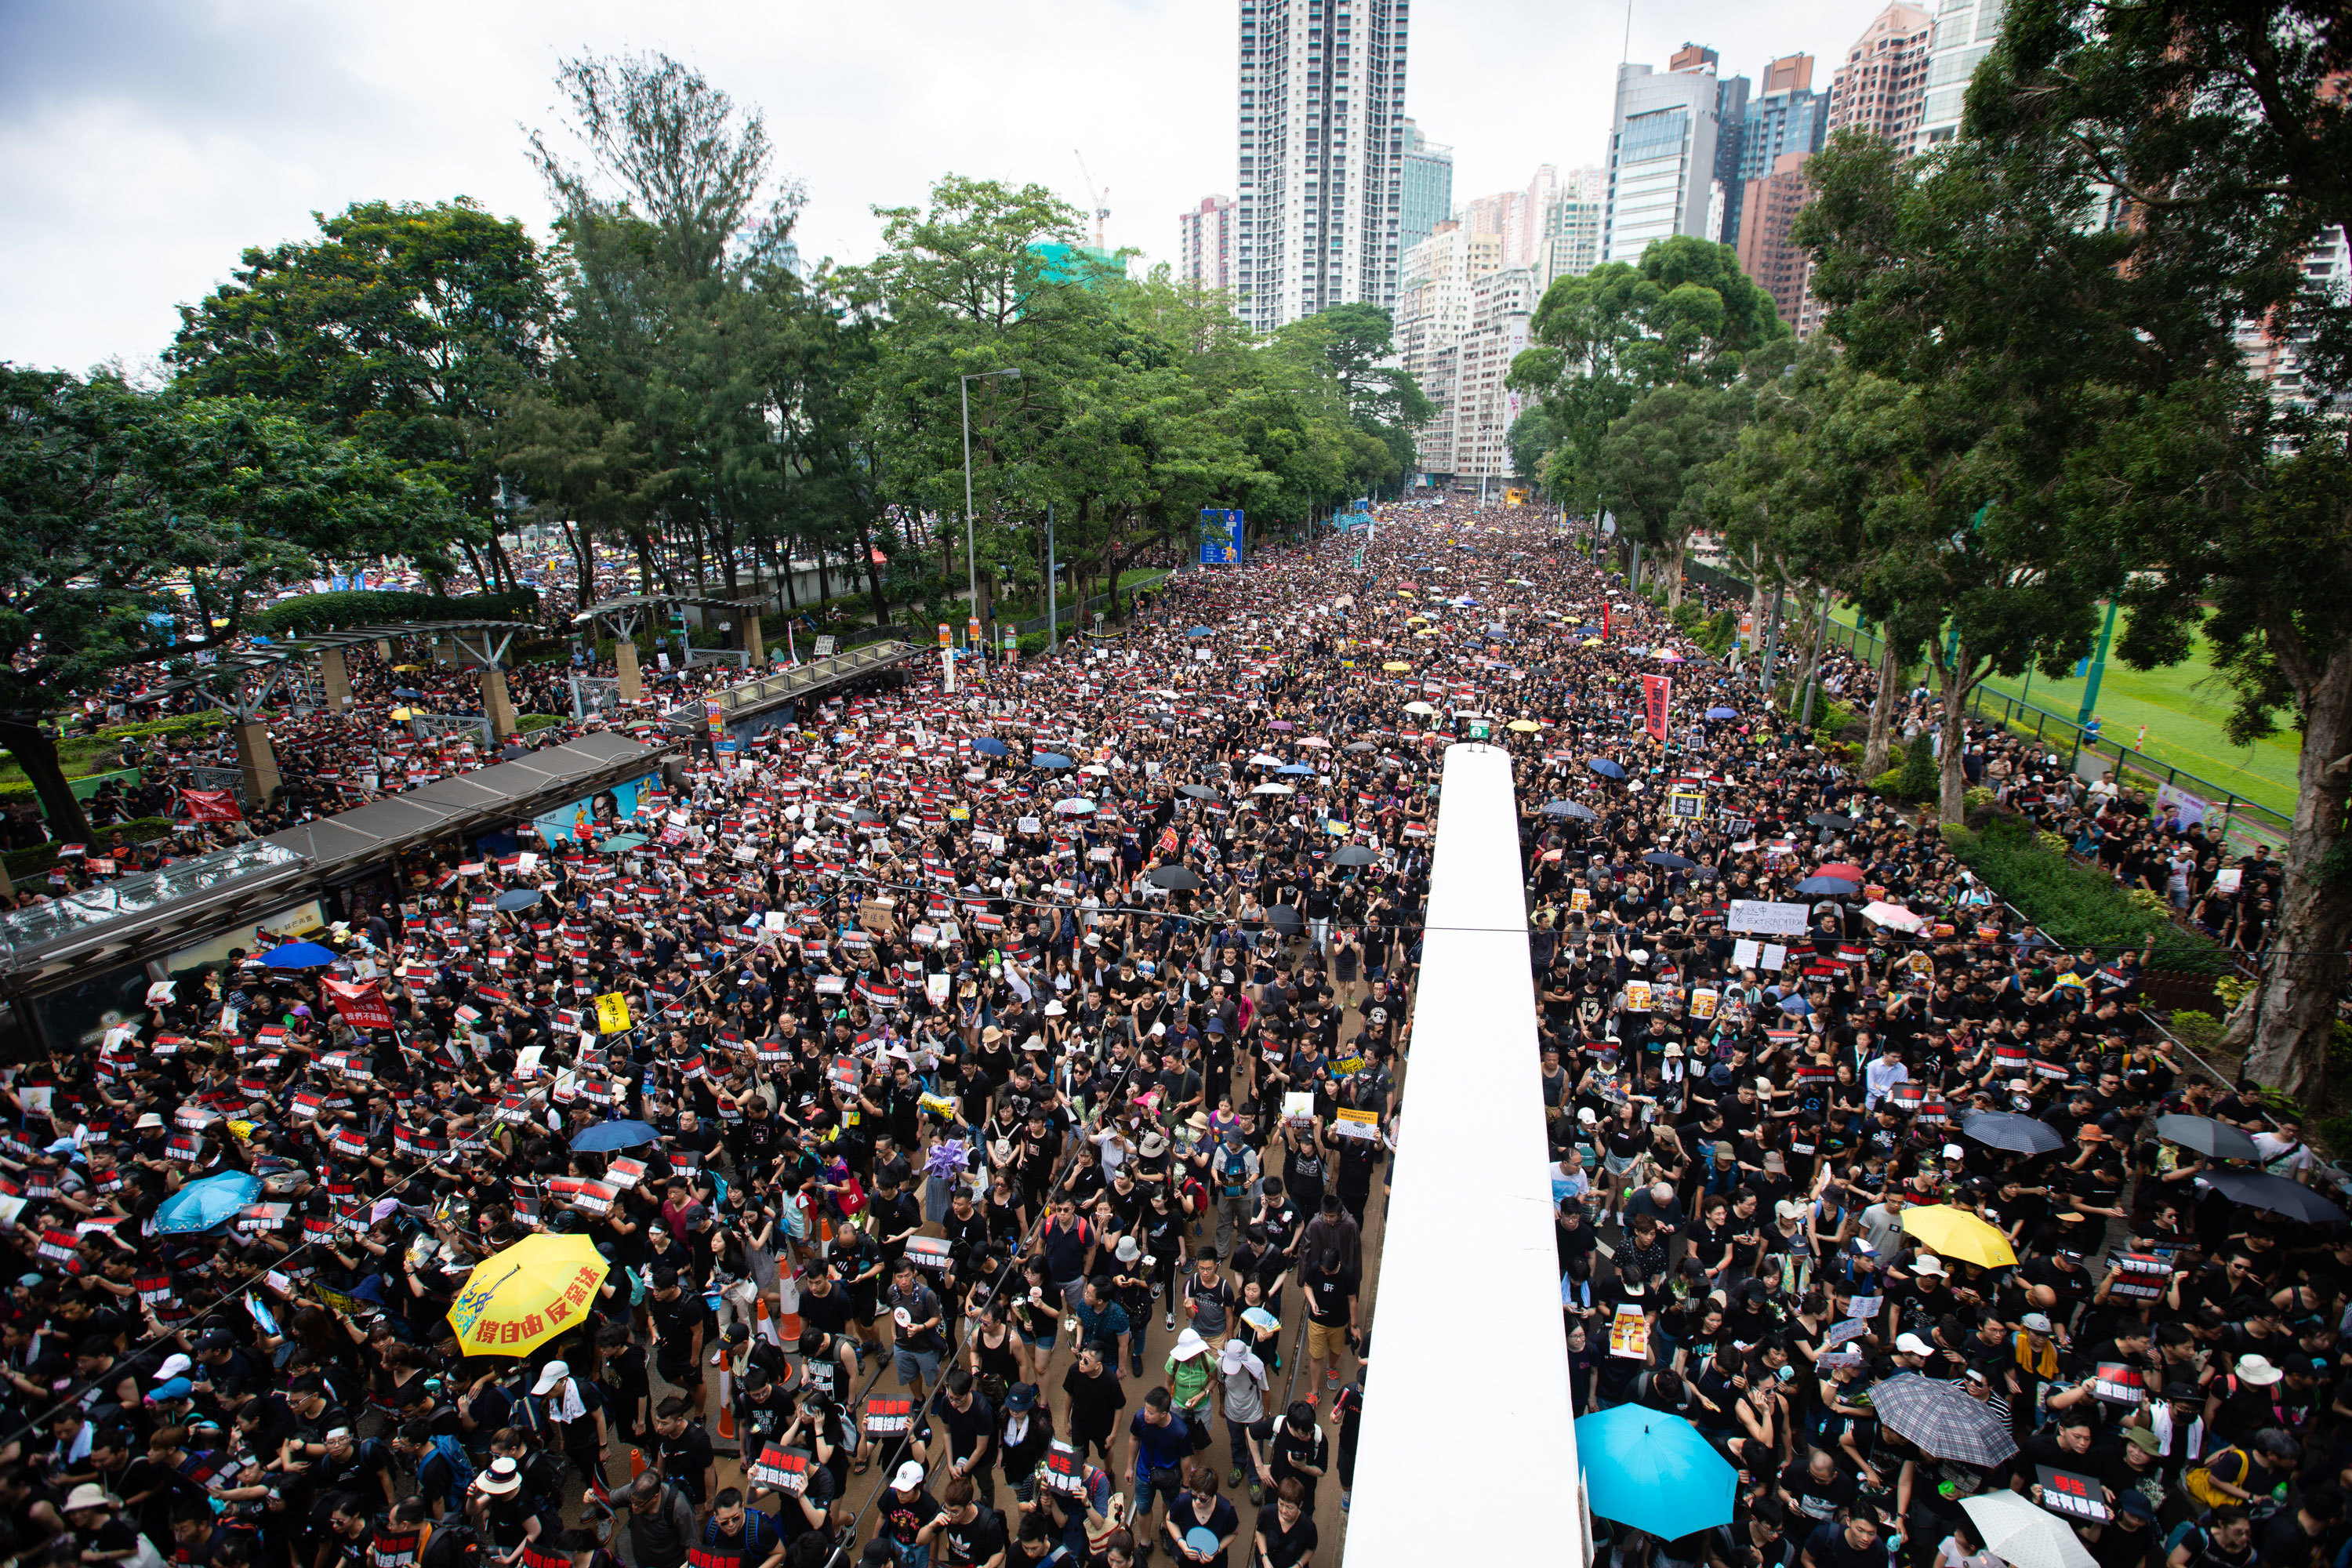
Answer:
[
  {"left": 388, "top": 707, "right": 413, "bottom": 720},
  {"left": 1382, "top": 661, "right": 1410, "bottom": 672},
  {"left": 1899, "top": 1204, "right": 2016, "bottom": 1269},
  {"left": 1396, "top": 590, "right": 1415, "bottom": 597},
  {"left": 1508, "top": 720, "right": 1541, "bottom": 733},
  {"left": 393, "top": 664, "right": 426, "bottom": 673},
  {"left": 1416, "top": 628, "right": 1442, "bottom": 637},
  {"left": 1582, "top": 637, "right": 1605, "bottom": 646},
  {"left": 448, "top": 1232, "right": 611, "bottom": 1356}
]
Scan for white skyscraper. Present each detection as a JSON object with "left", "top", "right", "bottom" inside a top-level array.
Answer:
[
  {"left": 1602, "top": 48, "right": 1727, "bottom": 267},
  {"left": 1915, "top": 0, "right": 2007, "bottom": 150},
  {"left": 1236, "top": 0, "right": 1411, "bottom": 335}
]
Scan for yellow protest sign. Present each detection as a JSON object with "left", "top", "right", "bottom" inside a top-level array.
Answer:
[{"left": 593, "top": 992, "right": 633, "bottom": 1034}]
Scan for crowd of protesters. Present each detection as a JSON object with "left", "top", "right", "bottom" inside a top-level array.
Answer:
[{"left": 0, "top": 499, "right": 2339, "bottom": 1568}]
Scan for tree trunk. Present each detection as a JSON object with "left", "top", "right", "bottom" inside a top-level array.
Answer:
[
  {"left": 459, "top": 539, "right": 491, "bottom": 593},
  {"left": 1935, "top": 645, "right": 1973, "bottom": 826},
  {"left": 855, "top": 516, "right": 888, "bottom": 626},
  {"left": 1791, "top": 589, "right": 1827, "bottom": 716},
  {"left": 634, "top": 533, "right": 656, "bottom": 596},
  {"left": 2236, "top": 642, "right": 2352, "bottom": 1099},
  {"left": 1663, "top": 535, "right": 1689, "bottom": 609},
  {"left": 0, "top": 719, "right": 93, "bottom": 844},
  {"left": 485, "top": 530, "right": 518, "bottom": 594},
  {"left": 1862, "top": 640, "right": 1901, "bottom": 778}
]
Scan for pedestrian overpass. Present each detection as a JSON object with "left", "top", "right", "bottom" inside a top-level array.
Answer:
[{"left": 1349, "top": 742, "right": 1588, "bottom": 1567}]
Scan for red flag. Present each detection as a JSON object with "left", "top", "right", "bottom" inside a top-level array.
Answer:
[
  {"left": 321, "top": 979, "right": 396, "bottom": 1030},
  {"left": 1601, "top": 602, "right": 1610, "bottom": 639},
  {"left": 177, "top": 788, "right": 243, "bottom": 823},
  {"left": 1642, "top": 673, "right": 1672, "bottom": 743}
]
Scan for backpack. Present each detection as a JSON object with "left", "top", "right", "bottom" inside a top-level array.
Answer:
[
  {"left": 425, "top": 1434, "right": 475, "bottom": 1512},
  {"left": 1218, "top": 1145, "right": 1250, "bottom": 1197}
]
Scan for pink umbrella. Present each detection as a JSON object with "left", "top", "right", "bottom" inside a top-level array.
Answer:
[{"left": 1269, "top": 720, "right": 1294, "bottom": 731}]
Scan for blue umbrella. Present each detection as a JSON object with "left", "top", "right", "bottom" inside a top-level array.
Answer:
[
  {"left": 1705, "top": 706, "right": 1738, "bottom": 720},
  {"left": 1795, "top": 875, "right": 1860, "bottom": 895},
  {"left": 261, "top": 942, "right": 338, "bottom": 970},
  {"left": 1575, "top": 1406, "right": 1737, "bottom": 1540},
  {"left": 392, "top": 687, "right": 424, "bottom": 699},
  {"left": 1278, "top": 763, "right": 1316, "bottom": 775},
  {"left": 970, "top": 738, "right": 1010, "bottom": 758},
  {"left": 571, "top": 1120, "right": 661, "bottom": 1152},
  {"left": 1188, "top": 626, "right": 1215, "bottom": 638},
  {"left": 154, "top": 1171, "right": 261, "bottom": 1235},
  {"left": 495, "top": 888, "right": 543, "bottom": 912},
  {"left": 1587, "top": 758, "right": 1628, "bottom": 780},
  {"left": 1032, "top": 753, "right": 1074, "bottom": 770}
]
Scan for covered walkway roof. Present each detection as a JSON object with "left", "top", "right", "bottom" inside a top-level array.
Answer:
[
  {"left": 706, "top": 641, "right": 924, "bottom": 721},
  {"left": 0, "top": 732, "right": 671, "bottom": 997}
]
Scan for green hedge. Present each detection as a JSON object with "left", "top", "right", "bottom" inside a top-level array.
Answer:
[
  {"left": 248, "top": 588, "right": 539, "bottom": 637},
  {"left": 516, "top": 714, "right": 567, "bottom": 733},
  {"left": 98, "top": 713, "right": 227, "bottom": 741},
  {"left": 5, "top": 818, "right": 179, "bottom": 880},
  {"left": 1943, "top": 818, "right": 2234, "bottom": 975}
]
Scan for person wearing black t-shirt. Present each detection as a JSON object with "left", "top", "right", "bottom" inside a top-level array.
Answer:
[{"left": 1798, "top": 1509, "right": 1882, "bottom": 1568}]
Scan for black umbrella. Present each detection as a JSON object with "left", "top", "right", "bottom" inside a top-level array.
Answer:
[
  {"left": 1179, "top": 783, "right": 1221, "bottom": 800},
  {"left": 1145, "top": 866, "right": 1203, "bottom": 891},
  {"left": 1960, "top": 1111, "right": 2067, "bottom": 1156},
  {"left": 1806, "top": 811, "right": 1853, "bottom": 830},
  {"left": 2153, "top": 1114, "right": 2261, "bottom": 1163},
  {"left": 1642, "top": 851, "right": 1696, "bottom": 870},
  {"left": 1867, "top": 1375, "right": 2018, "bottom": 1468},
  {"left": 2205, "top": 1170, "right": 2348, "bottom": 1224},
  {"left": 1266, "top": 904, "right": 1305, "bottom": 935},
  {"left": 494, "top": 887, "right": 543, "bottom": 913},
  {"left": 1333, "top": 845, "right": 1378, "bottom": 866}
]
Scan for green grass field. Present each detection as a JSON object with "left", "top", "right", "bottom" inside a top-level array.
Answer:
[{"left": 1820, "top": 604, "right": 2302, "bottom": 818}]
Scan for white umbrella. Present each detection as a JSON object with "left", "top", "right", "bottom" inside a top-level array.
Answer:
[
  {"left": 1958, "top": 1494, "right": 2096, "bottom": 1568},
  {"left": 1862, "top": 900, "right": 1924, "bottom": 932},
  {"left": 1403, "top": 701, "right": 1438, "bottom": 716},
  {"left": 1251, "top": 782, "right": 1294, "bottom": 796},
  {"left": 1054, "top": 797, "right": 1097, "bottom": 815}
]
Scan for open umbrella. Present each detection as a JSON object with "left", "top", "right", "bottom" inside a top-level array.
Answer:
[
  {"left": 571, "top": 1120, "right": 661, "bottom": 1152},
  {"left": 1188, "top": 626, "right": 1215, "bottom": 638},
  {"left": 392, "top": 687, "right": 424, "bottom": 699},
  {"left": 1345, "top": 741, "right": 1374, "bottom": 753},
  {"left": 1178, "top": 783, "right": 1221, "bottom": 800},
  {"left": 1032, "top": 753, "right": 1074, "bottom": 769},
  {"left": 2153, "top": 1114, "right": 2261, "bottom": 1163},
  {"left": 1807, "top": 813, "right": 1855, "bottom": 831},
  {"left": 1508, "top": 719, "right": 1541, "bottom": 732},
  {"left": 1573, "top": 1407, "right": 1738, "bottom": 1541},
  {"left": 1900, "top": 1203, "right": 2018, "bottom": 1269},
  {"left": 1269, "top": 720, "right": 1295, "bottom": 731},
  {"left": 1861, "top": 901, "right": 1924, "bottom": 932},
  {"left": 1250, "top": 782, "right": 1294, "bottom": 796},
  {"left": 448, "top": 1233, "right": 612, "bottom": 1357},
  {"left": 1587, "top": 758, "right": 1627, "bottom": 780},
  {"left": 261, "top": 942, "right": 338, "bottom": 970},
  {"left": 1054, "top": 797, "right": 1097, "bottom": 816},
  {"left": 2205, "top": 1170, "right": 2348, "bottom": 1223},
  {"left": 1867, "top": 1374, "right": 2019, "bottom": 1467},
  {"left": 1403, "top": 701, "right": 1438, "bottom": 716},
  {"left": 1958, "top": 1494, "right": 2096, "bottom": 1568},
  {"left": 1382, "top": 661, "right": 1411, "bottom": 672},
  {"left": 1145, "top": 866, "right": 1204, "bottom": 891},
  {"left": 494, "top": 888, "right": 543, "bottom": 913},
  {"left": 1277, "top": 763, "right": 1316, "bottom": 776},
  {"left": 1794, "top": 875, "right": 1859, "bottom": 896},
  {"left": 1642, "top": 851, "right": 1696, "bottom": 869},
  {"left": 598, "top": 833, "right": 648, "bottom": 852},
  {"left": 1814, "top": 861, "right": 1867, "bottom": 880},
  {"left": 971, "top": 738, "right": 1010, "bottom": 759},
  {"left": 1962, "top": 1110, "right": 2067, "bottom": 1156},
  {"left": 1333, "top": 845, "right": 1379, "bottom": 866},
  {"left": 154, "top": 1171, "right": 262, "bottom": 1235},
  {"left": 1266, "top": 904, "right": 1305, "bottom": 935},
  {"left": 1705, "top": 706, "right": 1738, "bottom": 720}
]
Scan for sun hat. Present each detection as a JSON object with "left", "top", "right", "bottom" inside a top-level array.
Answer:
[
  {"left": 1170, "top": 1328, "right": 1212, "bottom": 1360},
  {"left": 474, "top": 1457, "right": 521, "bottom": 1496},
  {"left": 2235, "top": 1353, "right": 2283, "bottom": 1386},
  {"left": 63, "top": 1485, "right": 114, "bottom": 1512}
]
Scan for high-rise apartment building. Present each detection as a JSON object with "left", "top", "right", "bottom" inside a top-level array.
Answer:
[
  {"left": 1399, "top": 117, "right": 1453, "bottom": 256},
  {"left": 1531, "top": 167, "right": 1604, "bottom": 290},
  {"left": 1724, "top": 54, "right": 1826, "bottom": 251},
  {"left": 1737, "top": 154, "right": 1817, "bottom": 331},
  {"left": 1396, "top": 220, "right": 1504, "bottom": 477},
  {"left": 1825, "top": 3, "right": 1933, "bottom": 148},
  {"left": 1451, "top": 267, "right": 1538, "bottom": 481},
  {"left": 1176, "top": 196, "right": 1236, "bottom": 294},
  {"left": 1602, "top": 49, "right": 1729, "bottom": 266},
  {"left": 1457, "top": 165, "right": 1559, "bottom": 270},
  {"left": 1235, "top": 0, "right": 1412, "bottom": 335},
  {"left": 1915, "top": 0, "right": 2005, "bottom": 150}
]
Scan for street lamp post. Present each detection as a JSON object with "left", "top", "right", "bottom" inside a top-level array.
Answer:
[{"left": 960, "top": 368, "right": 1022, "bottom": 638}]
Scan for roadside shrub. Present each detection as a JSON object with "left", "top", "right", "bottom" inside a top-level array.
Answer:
[
  {"left": 1944, "top": 818, "right": 2232, "bottom": 975},
  {"left": 5, "top": 818, "right": 179, "bottom": 880},
  {"left": 1897, "top": 736, "right": 1940, "bottom": 802}
]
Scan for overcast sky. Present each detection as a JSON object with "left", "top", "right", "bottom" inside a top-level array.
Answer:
[{"left": 0, "top": 0, "right": 1901, "bottom": 376}]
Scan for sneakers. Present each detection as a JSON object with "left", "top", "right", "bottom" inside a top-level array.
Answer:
[
  {"left": 1249, "top": 1480, "right": 1264, "bottom": 1506},
  {"left": 1229, "top": 1467, "right": 1245, "bottom": 1488},
  {"left": 1164, "top": 1312, "right": 1175, "bottom": 1330},
  {"left": 1301, "top": 1390, "right": 1319, "bottom": 1406},
  {"left": 1325, "top": 1368, "right": 1339, "bottom": 1386},
  {"left": 1341, "top": 1490, "right": 1352, "bottom": 1513}
]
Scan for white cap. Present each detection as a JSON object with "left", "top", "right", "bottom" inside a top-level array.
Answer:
[
  {"left": 1911, "top": 1255, "right": 1944, "bottom": 1277},
  {"left": 892, "top": 1461, "right": 927, "bottom": 1490},
  {"left": 1942, "top": 1143, "right": 1965, "bottom": 1160},
  {"left": 1895, "top": 1332, "right": 1934, "bottom": 1356},
  {"left": 157, "top": 1354, "right": 193, "bottom": 1381},
  {"left": 530, "top": 1361, "right": 570, "bottom": 1396}
]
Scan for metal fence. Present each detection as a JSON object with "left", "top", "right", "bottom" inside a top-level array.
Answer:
[
  {"left": 408, "top": 712, "right": 492, "bottom": 743},
  {"left": 1012, "top": 572, "right": 1174, "bottom": 637},
  {"left": 183, "top": 765, "right": 247, "bottom": 806}
]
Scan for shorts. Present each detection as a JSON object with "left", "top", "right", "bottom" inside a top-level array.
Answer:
[
  {"left": 894, "top": 1346, "right": 943, "bottom": 1387},
  {"left": 659, "top": 1363, "right": 704, "bottom": 1391},
  {"left": 1305, "top": 1319, "right": 1349, "bottom": 1359},
  {"left": 1019, "top": 1324, "right": 1059, "bottom": 1351}
]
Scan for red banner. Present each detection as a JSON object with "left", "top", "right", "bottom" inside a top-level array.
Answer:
[
  {"left": 321, "top": 979, "right": 396, "bottom": 1031},
  {"left": 1642, "top": 673, "right": 1672, "bottom": 743},
  {"left": 1601, "top": 603, "right": 1610, "bottom": 639},
  {"left": 178, "top": 789, "right": 243, "bottom": 822}
]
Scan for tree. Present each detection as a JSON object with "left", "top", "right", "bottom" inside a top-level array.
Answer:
[
  {"left": 1504, "top": 405, "right": 1559, "bottom": 495},
  {"left": 1972, "top": 0, "right": 2352, "bottom": 1094},
  {"left": 1594, "top": 381, "right": 1748, "bottom": 607},
  {"left": 0, "top": 368, "right": 458, "bottom": 838},
  {"left": 166, "top": 199, "right": 553, "bottom": 590},
  {"left": 1508, "top": 236, "right": 1787, "bottom": 530},
  {"left": 1797, "top": 126, "right": 2138, "bottom": 824}
]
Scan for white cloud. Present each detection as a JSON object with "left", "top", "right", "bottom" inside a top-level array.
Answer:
[{"left": 0, "top": 0, "right": 1899, "bottom": 374}]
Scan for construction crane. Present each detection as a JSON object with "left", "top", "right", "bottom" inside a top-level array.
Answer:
[{"left": 1073, "top": 150, "right": 1109, "bottom": 250}]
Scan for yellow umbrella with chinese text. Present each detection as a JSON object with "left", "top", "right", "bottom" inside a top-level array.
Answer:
[
  {"left": 1898, "top": 1203, "right": 2016, "bottom": 1269},
  {"left": 447, "top": 1232, "right": 610, "bottom": 1356}
]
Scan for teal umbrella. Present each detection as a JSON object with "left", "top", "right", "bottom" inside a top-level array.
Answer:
[
  {"left": 154, "top": 1171, "right": 261, "bottom": 1235},
  {"left": 1575, "top": 1406, "right": 1737, "bottom": 1541}
]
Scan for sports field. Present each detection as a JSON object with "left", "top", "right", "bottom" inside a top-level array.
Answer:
[{"left": 1820, "top": 604, "right": 2302, "bottom": 818}]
